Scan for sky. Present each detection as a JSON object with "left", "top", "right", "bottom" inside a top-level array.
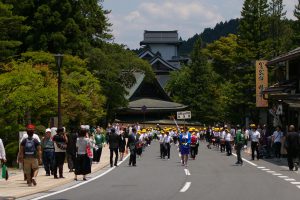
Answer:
[{"left": 102, "top": 0, "right": 298, "bottom": 49}]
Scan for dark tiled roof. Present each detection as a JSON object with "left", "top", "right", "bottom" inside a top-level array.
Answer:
[
  {"left": 268, "top": 47, "right": 300, "bottom": 66},
  {"left": 128, "top": 98, "right": 187, "bottom": 111},
  {"left": 125, "top": 73, "right": 145, "bottom": 100}
]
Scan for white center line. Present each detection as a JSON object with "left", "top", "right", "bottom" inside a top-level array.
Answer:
[
  {"left": 180, "top": 182, "right": 191, "bottom": 192},
  {"left": 232, "top": 153, "right": 257, "bottom": 167},
  {"left": 285, "top": 179, "right": 296, "bottom": 181},
  {"left": 272, "top": 173, "right": 282, "bottom": 176},
  {"left": 261, "top": 169, "right": 270, "bottom": 171},
  {"left": 291, "top": 182, "right": 300, "bottom": 185},
  {"left": 257, "top": 167, "right": 265, "bottom": 169},
  {"left": 184, "top": 169, "right": 191, "bottom": 176},
  {"left": 278, "top": 176, "right": 289, "bottom": 178}
]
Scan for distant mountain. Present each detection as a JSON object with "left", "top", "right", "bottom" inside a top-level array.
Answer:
[{"left": 179, "top": 18, "right": 240, "bottom": 56}]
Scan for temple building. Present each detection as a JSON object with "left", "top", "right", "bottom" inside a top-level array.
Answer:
[{"left": 116, "top": 31, "right": 189, "bottom": 124}]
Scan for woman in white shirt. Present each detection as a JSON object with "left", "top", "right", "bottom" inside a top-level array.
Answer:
[{"left": 0, "top": 138, "right": 6, "bottom": 163}]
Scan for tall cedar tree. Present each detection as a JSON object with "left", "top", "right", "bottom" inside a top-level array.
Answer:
[
  {"left": 294, "top": 0, "right": 300, "bottom": 46},
  {"left": 239, "top": 0, "right": 269, "bottom": 59},
  {"left": 0, "top": 1, "right": 29, "bottom": 63},
  {"left": 268, "top": 0, "right": 292, "bottom": 58},
  {"left": 9, "top": 0, "right": 111, "bottom": 57}
]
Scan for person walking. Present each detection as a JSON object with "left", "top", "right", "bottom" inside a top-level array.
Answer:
[
  {"left": 126, "top": 128, "right": 139, "bottom": 166},
  {"left": 250, "top": 124, "right": 260, "bottom": 160},
  {"left": 107, "top": 128, "right": 120, "bottom": 167},
  {"left": 41, "top": 128, "right": 55, "bottom": 176},
  {"left": 93, "top": 127, "right": 106, "bottom": 164},
  {"left": 272, "top": 126, "right": 283, "bottom": 159},
  {"left": 74, "top": 129, "right": 91, "bottom": 181},
  {"left": 179, "top": 128, "right": 191, "bottom": 167},
  {"left": 235, "top": 126, "right": 245, "bottom": 165},
  {"left": 0, "top": 137, "right": 6, "bottom": 163},
  {"left": 225, "top": 129, "right": 233, "bottom": 156},
  {"left": 18, "top": 124, "right": 42, "bottom": 186},
  {"left": 159, "top": 131, "right": 166, "bottom": 159},
  {"left": 164, "top": 131, "right": 172, "bottom": 160},
  {"left": 190, "top": 132, "right": 198, "bottom": 159},
  {"left": 119, "top": 130, "right": 126, "bottom": 161},
  {"left": 285, "top": 125, "right": 300, "bottom": 171},
  {"left": 19, "top": 125, "right": 41, "bottom": 182},
  {"left": 53, "top": 128, "right": 68, "bottom": 179},
  {"left": 66, "top": 130, "right": 77, "bottom": 172}
]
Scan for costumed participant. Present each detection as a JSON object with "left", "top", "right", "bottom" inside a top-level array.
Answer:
[
  {"left": 190, "top": 130, "right": 197, "bottom": 160},
  {"left": 179, "top": 128, "right": 191, "bottom": 167}
]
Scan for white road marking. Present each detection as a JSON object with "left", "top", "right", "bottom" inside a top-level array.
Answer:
[
  {"left": 180, "top": 182, "right": 191, "bottom": 192},
  {"left": 261, "top": 169, "right": 270, "bottom": 171},
  {"left": 184, "top": 169, "right": 191, "bottom": 176},
  {"left": 272, "top": 173, "right": 282, "bottom": 176},
  {"left": 266, "top": 171, "right": 275, "bottom": 173},
  {"left": 232, "top": 153, "right": 257, "bottom": 167},
  {"left": 291, "top": 182, "right": 300, "bottom": 185},
  {"left": 278, "top": 176, "right": 289, "bottom": 178},
  {"left": 31, "top": 154, "right": 130, "bottom": 200},
  {"left": 297, "top": 186, "right": 300, "bottom": 189},
  {"left": 285, "top": 179, "right": 296, "bottom": 181},
  {"left": 257, "top": 167, "right": 265, "bottom": 169}
]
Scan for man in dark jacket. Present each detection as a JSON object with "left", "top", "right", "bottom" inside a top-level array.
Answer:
[
  {"left": 126, "top": 128, "right": 139, "bottom": 167},
  {"left": 108, "top": 128, "right": 120, "bottom": 167},
  {"left": 285, "top": 125, "right": 300, "bottom": 171}
]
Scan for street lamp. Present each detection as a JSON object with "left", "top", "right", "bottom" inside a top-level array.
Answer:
[{"left": 54, "top": 54, "right": 64, "bottom": 129}]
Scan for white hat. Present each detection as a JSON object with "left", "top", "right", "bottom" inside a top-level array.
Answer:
[{"left": 45, "top": 128, "right": 51, "bottom": 133}]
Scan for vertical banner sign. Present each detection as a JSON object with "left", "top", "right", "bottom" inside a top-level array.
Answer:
[{"left": 256, "top": 60, "right": 268, "bottom": 107}]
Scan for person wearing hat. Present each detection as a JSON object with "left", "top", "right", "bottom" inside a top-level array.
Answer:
[
  {"left": 41, "top": 128, "right": 55, "bottom": 176},
  {"left": 250, "top": 124, "right": 260, "bottom": 160},
  {"left": 53, "top": 127, "right": 68, "bottom": 179},
  {"left": 18, "top": 124, "right": 42, "bottom": 186}
]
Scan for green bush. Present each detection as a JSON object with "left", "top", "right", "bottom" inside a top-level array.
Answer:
[{"left": 5, "top": 141, "right": 19, "bottom": 167}]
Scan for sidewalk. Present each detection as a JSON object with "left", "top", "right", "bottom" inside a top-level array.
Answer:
[{"left": 0, "top": 146, "right": 110, "bottom": 199}]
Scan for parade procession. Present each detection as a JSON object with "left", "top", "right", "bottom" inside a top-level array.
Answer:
[{"left": 2, "top": 0, "right": 300, "bottom": 199}]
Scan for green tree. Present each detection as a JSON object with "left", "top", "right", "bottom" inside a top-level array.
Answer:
[
  {"left": 0, "top": 1, "right": 29, "bottom": 62},
  {"left": 239, "top": 0, "right": 269, "bottom": 59},
  {"left": 10, "top": 0, "right": 111, "bottom": 57},
  {"left": 167, "top": 39, "right": 220, "bottom": 123},
  {"left": 294, "top": 0, "right": 300, "bottom": 46},
  {"left": 19, "top": 51, "right": 106, "bottom": 127},
  {"left": 87, "top": 44, "right": 154, "bottom": 124},
  {"left": 203, "top": 34, "right": 255, "bottom": 124},
  {"left": 0, "top": 61, "right": 57, "bottom": 144},
  {"left": 267, "top": 0, "right": 293, "bottom": 58}
]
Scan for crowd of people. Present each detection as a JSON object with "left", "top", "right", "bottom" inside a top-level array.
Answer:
[{"left": 1, "top": 122, "right": 300, "bottom": 187}]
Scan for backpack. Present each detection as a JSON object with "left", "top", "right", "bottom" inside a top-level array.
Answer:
[
  {"left": 191, "top": 135, "right": 197, "bottom": 146},
  {"left": 24, "top": 138, "right": 36, "bottom": 156}
]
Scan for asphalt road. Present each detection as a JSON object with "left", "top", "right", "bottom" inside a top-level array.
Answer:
[{"left": 41, "top": 141, "right": 300, "bottom": 200}]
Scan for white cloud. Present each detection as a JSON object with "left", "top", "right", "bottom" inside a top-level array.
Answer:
[
  {"left": 105, "top": 0, "right": 299, "bottom": 49},
  {"left": 107, "top": 0, "right": 224, "bottom": 49}
]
